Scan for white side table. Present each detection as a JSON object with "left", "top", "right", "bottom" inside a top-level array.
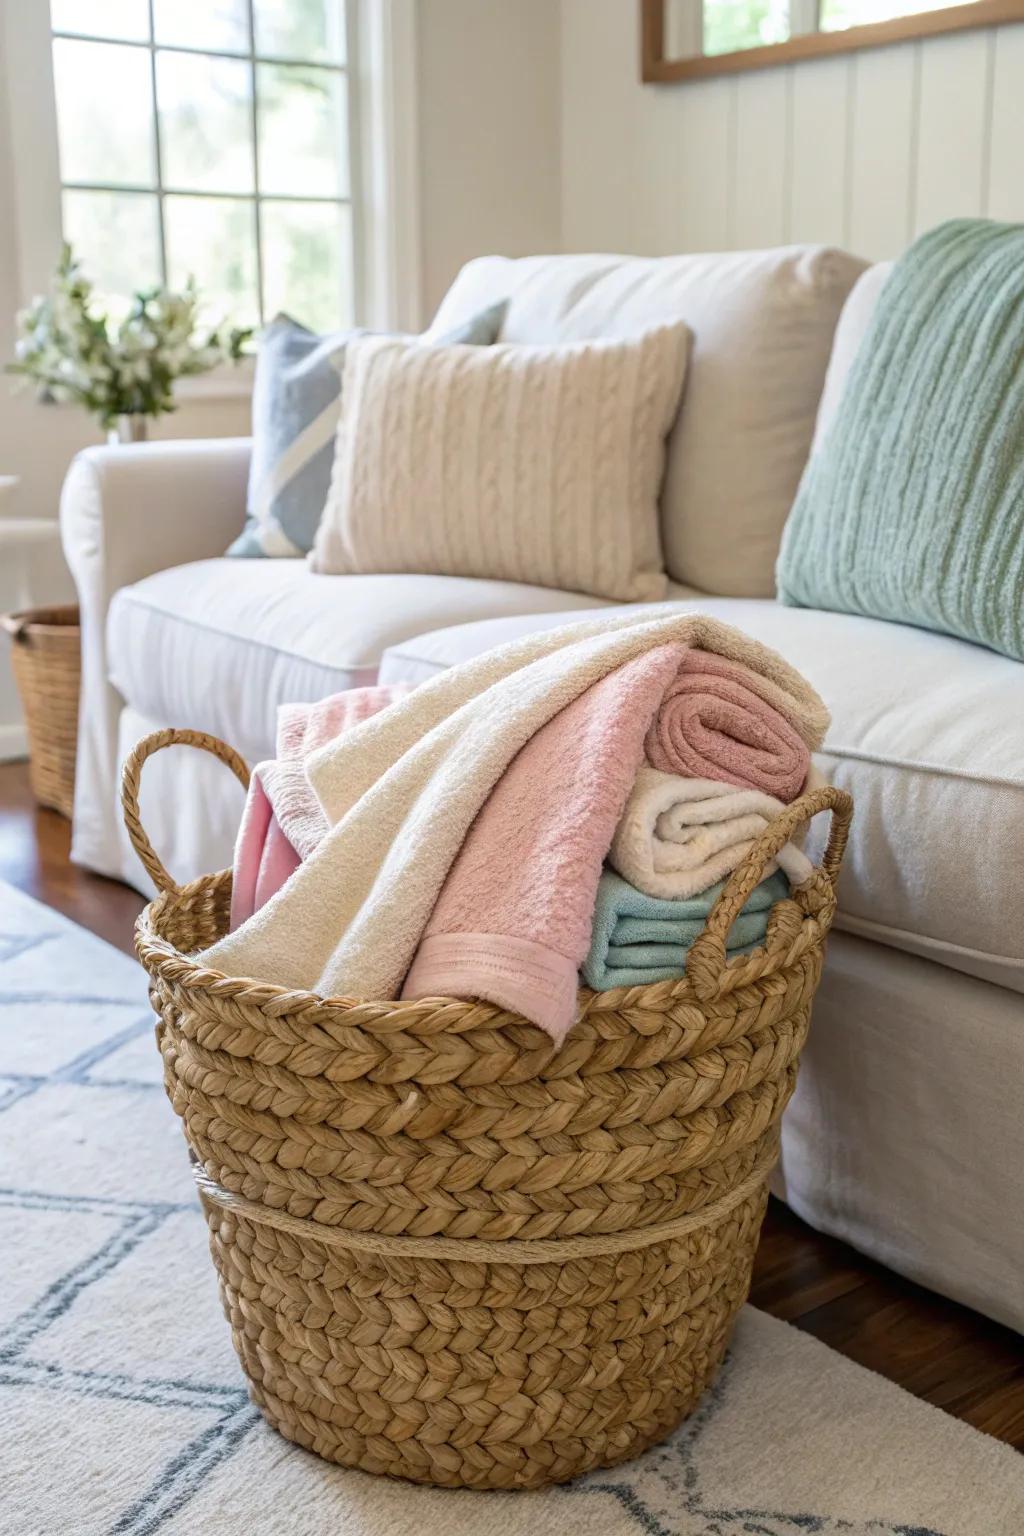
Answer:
[{"left": 0, "top": 481, "right": 77, "bottom": 761}]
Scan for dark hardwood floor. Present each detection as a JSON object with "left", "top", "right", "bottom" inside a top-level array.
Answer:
[
  {"left": 2, "top": 758, "right": 1022, "bottom": 1450},
  {"left": 0, "top": 759, "right": 145, "bottom": 952}
]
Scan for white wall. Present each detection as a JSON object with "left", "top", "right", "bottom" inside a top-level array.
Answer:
[
  {"left": 561, "top": 0, "right": 1024, "bottom": 263},
  {"left": 415, "top": 0, "right": 561, "bottom": 318}
]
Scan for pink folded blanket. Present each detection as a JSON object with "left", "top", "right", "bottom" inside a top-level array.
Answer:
[
  {"left": 230, "top": 684, "right": 411, "bottom": 931},
  {"left": 645, "top": 651, "right": 810, "bottom": 802},
  {"left": 401, "top": 643, "right": 689, "bottom": 1039}
]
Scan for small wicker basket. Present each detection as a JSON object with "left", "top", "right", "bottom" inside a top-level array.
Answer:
[
  {"left": 122, "top": 727, "right": 852, "bottom": 1492},
  {"left": 2, "top": 604, "right": 80, "bottom": 818}
]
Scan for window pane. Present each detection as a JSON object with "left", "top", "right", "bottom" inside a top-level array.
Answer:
[
  {"left": 62, "top": 189, "right": 161, "bottom": 297},
  {"left": 52, "top": 39, "right": 155, "bottom": 186},
  {"left": 253, "top": 0, "right": 346, "bottom": 64},
  {"left": 157, "top": 51, "right": 254, "bottom": 193},
  {"left": 165, "top": 195, "right": 260, "bottom": 327},
  {"left": 257, "top": 64, "right": 347, "bottom": 198},
  {"left": 50, "top": 0, "right": 150, "bottom": 42},
  {"left": 820, "top": 0, "right": 964, "bottom": 28},
  {"left": 261, "top": 200, "right": 350, "bottom": 332},
  {"left": 152, "top": 0, "right": 249, "bottom": 52},
  {"left": 702, "top": 0, "right": 789, "bottom": 54}
]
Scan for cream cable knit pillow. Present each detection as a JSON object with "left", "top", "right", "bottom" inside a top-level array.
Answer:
[{"left": 311, "top": 323, "right": 691, "bottom": 601}]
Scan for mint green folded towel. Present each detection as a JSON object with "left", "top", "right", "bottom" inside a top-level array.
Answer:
[
  {"left": 777, "top": 218, "right": 1024, "bottom": 662},
  {"left": 582, "top": 868, "right": 790, "bottom": 990}
]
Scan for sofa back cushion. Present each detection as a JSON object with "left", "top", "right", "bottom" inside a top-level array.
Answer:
[
  {"left": 810, "top": 262, "right": 894, "bottom": 454},
  {"left": 431, "top": 246, "right": 867, "bottom": 597},
  {"left": 312, "top": 323, "right": 690, "bottom": 602}
]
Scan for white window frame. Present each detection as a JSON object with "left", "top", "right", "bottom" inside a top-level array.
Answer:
[{"left": 0, "top": 0, "right": 422, "bottom": 397}]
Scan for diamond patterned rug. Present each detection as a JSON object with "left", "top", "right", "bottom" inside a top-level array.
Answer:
[{"left": 2, "top": 880, "right": 1022, "bottom": 1535}]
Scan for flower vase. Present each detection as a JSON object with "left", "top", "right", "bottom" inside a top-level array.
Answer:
[{"left": 107, "top": 415, "right": 149, "bottom": 446}]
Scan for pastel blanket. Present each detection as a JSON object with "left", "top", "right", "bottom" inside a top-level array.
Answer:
[
  {"left": 229, "top": 685, "right": 410, "bottom": 930},
  {"left": 401, "top": 645, "right": 690, "bottom": 1037},
  {"left": 645, "top": 650, "right": 810, "bottom": 801},
  {"left": 609, "top": 765, "right": 819, "bottom": 902},
  {"left": 201, "top": 609, "right": 829, "bottom": 1015},
  {"left": 583, "top": 868, "right": 790, "bottom": 990}
]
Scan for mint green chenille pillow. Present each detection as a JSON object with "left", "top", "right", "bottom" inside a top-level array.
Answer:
[
  {"left": 228, "top": 301, "right": 507, "bottom": 559},
  {"left": 777, "top": 218, "right": 1024, "bottom": 662}
]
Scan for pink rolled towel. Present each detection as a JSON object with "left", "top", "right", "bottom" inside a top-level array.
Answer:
[
  {"left": 230, "top": 683, "right": 412, "bottom": 930},
  {"left": 645, "top": 651, "right": 810, "bottom": 802},
  {"left": 402, "top": 645, "right": 820, "bottom": 1043}
]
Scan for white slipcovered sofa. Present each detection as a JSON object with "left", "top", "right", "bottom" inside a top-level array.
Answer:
[{"left": 60, "top": 246, "right": 1024, "bottom": 1334}]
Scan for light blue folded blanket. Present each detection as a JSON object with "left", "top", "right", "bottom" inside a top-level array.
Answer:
[{"left": 582, "top": 868, "right": 790, "bottom": 990}]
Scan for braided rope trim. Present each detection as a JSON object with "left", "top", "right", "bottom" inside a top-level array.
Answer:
[{"left": 194, "top": 1139, "right": 778, "bottom": 1266}]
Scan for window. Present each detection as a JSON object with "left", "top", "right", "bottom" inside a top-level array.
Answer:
[
  {"left": 702, "top": 0, "right": 789, "bottom": 55},
  {"left": 47, "top": 0, "right": 354, "bottom": 332},
  {"left": 650, "top": 0, "right": 1002, "bottom": 74},
  {"left": 818, "top": 0, "right": 968, "bottom": 31},
  {"left": 700, "top": 0, "right": 967, "bottom": 50}
]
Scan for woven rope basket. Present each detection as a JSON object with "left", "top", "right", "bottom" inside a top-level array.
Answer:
[
  {"left": 2, "top": 604, "right": 80, "bottom": 817},
  {"left": 122, "top": 727, "right": 852, "bottom": 1492}
]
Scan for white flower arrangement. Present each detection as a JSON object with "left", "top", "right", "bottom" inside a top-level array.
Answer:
[{"left": 7, "top": 244, "right": 251, "bottom": 431}]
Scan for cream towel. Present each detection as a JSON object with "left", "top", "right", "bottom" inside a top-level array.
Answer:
[
  {"left": 200, "top": 609, "right": 830, "bottom": 999},
  {"left": 610, "top": 765, "right": 824, "bottom": 901}
]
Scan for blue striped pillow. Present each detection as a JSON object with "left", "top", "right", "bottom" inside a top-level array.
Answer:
[{"left": 228, "top": 301, "right": 507, "bottom": 558}]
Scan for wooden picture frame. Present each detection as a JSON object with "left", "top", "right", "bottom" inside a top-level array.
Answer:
[{"left": 640, "top": 0, "right": 1024, "bottom": 80}]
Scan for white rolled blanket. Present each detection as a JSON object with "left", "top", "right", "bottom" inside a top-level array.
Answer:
[{"left": 609, "top": 765, "right": 821, "bottom": 900}]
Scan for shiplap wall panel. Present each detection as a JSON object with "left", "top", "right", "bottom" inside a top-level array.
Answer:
[
  {"left": 631, "top": 60, "right": 688, "bottom": 252},
  {"left": 846, "top": 42, "right": 918, "bottom": 258},
  {"left": 914, "top": 31, "right": 992, "bottom": 235},
  {"left": 560, "top": 5, "right": 1024, "bottom": 263},
  {"left": 560, "top": 0, "right": 640, "bottom": 251},
  {"left": 987, "top": 24, "right": 1024, "bottom": 221},
  {"left": 731, "top": 69, "right": 789, "bottom": 247},
  {"left": 788, "top": 56, "right": 853, "bottom": 247},
  {"left": 672, "top": 79, "right": 733, "bottom": 251}
]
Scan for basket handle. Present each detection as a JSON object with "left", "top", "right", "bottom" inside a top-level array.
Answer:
[
  {"left": 684, "top": 784, "right": 853, "bottom": 1003},
  {"left": 0, "top": 612, "right": 31, "bottom": 643},
  {"left": 120, "top": 728, "right": 250, "bottom": 895}
]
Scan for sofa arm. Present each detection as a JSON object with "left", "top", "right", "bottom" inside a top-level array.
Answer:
[
  {"left": 59, "top": 437, "right": 250, "bottom": 880},
  {"left": 60, "top": 437, "right": 251, "bottom": 587}
]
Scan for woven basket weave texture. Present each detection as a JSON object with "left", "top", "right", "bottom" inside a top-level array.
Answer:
[
  {"left": 2, "top": 604, "right": 80, "bottom": 817},
  {"left": 123, "top": 727, "right": 851, "bottom": 1491}
]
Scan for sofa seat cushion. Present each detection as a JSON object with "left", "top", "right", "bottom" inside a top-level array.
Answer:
[
  {"left": 379, "top": 598, "right": 1024, "bottom": 996},
  {"left": 106, "top": 559, "right": 701, "bottom": 764}
]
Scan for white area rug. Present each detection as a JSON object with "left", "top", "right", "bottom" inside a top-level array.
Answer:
[{"left": 1, "top": 880, "right": 1022, "bottom": 1536}]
